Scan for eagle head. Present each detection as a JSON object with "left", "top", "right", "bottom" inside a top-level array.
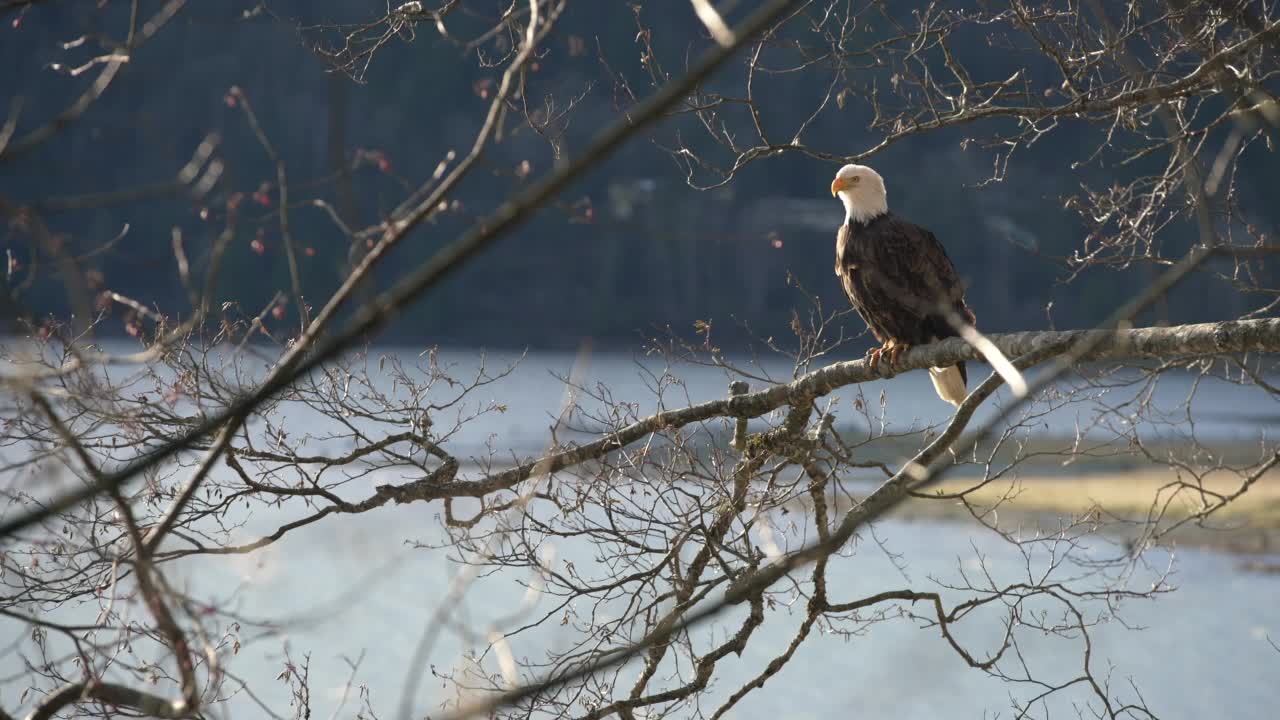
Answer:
[{"left": 831, "top": 164, "right": 888, "bottom": 224}]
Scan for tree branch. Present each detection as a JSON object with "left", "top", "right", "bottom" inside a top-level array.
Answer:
[
  {"left": 24, "top": 681, "right": 197, "bottom": 720},
  {"left": 0, "top": 0, "right": 187, "bottom": 164},
  {"left": 157, "top": 317, "right": 1280, "bottom": 560},
  {"left": 0, "top": 0, "right": 809, "bottom": 540}
]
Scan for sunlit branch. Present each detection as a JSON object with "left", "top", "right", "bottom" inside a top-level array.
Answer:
[{"left": 152, "top": 317, "right": 1280, "bottom": 561}]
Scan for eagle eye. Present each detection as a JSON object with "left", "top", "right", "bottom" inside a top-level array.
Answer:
[{"left": 850, "top": 176, "right": 861, "bottom": 184}]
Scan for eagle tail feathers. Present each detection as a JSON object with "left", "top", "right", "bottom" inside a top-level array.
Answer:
[{"left": 929, "top": 364, "right": 967, "bottom": 408}]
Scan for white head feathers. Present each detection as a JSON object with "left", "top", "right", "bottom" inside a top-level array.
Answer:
[{"left": 831, "top": 164, "right": 888, "bottom": 224}]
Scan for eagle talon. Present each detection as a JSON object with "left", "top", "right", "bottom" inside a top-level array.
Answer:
[
  {"left": 865, "top": 346, "right": 884, "bottom": 370},
  {"left": 888, "top": 343, "right": 909, "bottom": 368}
]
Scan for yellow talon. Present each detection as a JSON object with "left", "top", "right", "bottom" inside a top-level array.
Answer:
[{"left": 887, "top": 342, "right": 909, "bottom": 368}]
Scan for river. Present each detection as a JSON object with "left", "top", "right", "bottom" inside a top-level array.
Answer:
[{"left": 3, "top": 345, "right": 1278, "bottom": 718}]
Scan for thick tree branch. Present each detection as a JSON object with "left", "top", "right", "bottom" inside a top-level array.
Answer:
[
  {"left": 388, "top": 317, "right": 1280, "bottom": 499},
  {"left": 157, "top": 317, "right": 1280, "bottom": 561},
  {"left": 23, "top": 680, "right": 196, "bottom": 720}
]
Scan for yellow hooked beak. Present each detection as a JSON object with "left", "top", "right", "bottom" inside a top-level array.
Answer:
[{"left": 832, "top": 175, "right": 859, "bottom": 196}]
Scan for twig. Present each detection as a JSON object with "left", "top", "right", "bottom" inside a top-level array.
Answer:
[
  {"left": 0, "top": 0, "right": 809, "bottom": 539},
  {"left": 0, "top": 0, "right": 187, "bottom": 163}
]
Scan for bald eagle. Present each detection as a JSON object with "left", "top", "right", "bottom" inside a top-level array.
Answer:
[{"left": 830, "top": 164, "right": 976, "bottom": 407}]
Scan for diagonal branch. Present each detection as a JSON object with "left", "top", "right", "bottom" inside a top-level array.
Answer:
[{"left": 0, "top": 0, "right": 810, "bottom": 540}]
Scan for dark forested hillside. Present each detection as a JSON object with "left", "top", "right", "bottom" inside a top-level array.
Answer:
[
  {"left": 2, "top": 1, "right": 1274, "bottom": 350},
  {"left": 6, "top": 5, "right": 1280, "bottom": 719}
]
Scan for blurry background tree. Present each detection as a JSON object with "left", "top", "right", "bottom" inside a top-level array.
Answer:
[{"left": 1, "top": 1, "right": 1279, "bottom": 719}]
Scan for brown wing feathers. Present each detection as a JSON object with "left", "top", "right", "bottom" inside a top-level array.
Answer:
[{"left": 835, "top": 213, "right": 975, "bottom": 372}]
